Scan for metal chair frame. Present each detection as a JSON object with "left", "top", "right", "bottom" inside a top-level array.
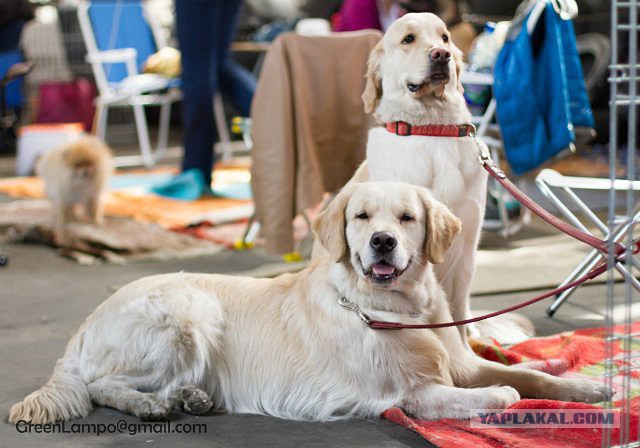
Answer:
[{"left": 535, "top": 168, "right": 640, "bottom": 316}]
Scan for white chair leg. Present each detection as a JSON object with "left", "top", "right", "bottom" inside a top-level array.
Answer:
[
  {"left": 488, "top": 147, "right": 514, "bottom": 237},
  {"left": 543, "top": 195, "right": 640, "bottom": 316},
  {"left": 132, "top": 103, "right": 154, "bottom": 167},
  {"left": 95, "top": 103, "right": 109, "bottom": 139},
  {"left": 477, "top": 98, "right": 496, "bottom": 137},
  {"left": 614, "top": 262, "right": 640, "bottom": 291},
  {"left": 155, "top": 100, "right": 171, "bottom": 162},
  {"left": 213, "top": 93, "right": 232, "bottom": 162},
  {"left": 547, "top": 249, "right": 602, "bottom": 316},
  {"left": 241, "top": 215, "right": 260, "bottom": 245},
  {"left": 548, "top": 252, "right": 640, "bottom": 318}
]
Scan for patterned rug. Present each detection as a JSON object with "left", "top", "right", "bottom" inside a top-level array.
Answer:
[
  {"left": 384, "top": 322, "right": 640, "bottom": 447},
  {"left": 0, "top": 164, "right": 253, "bottom": 229},
  {"left": 0, "top": 200, "right": 224, "bottom": 263}
]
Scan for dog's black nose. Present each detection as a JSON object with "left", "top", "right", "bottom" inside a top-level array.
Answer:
[
  {"left": 429, "top": 47, "right": 451, "bottom": 63},
  {"left": 370, "top": 231, "right": 397, "bottom": 254}
]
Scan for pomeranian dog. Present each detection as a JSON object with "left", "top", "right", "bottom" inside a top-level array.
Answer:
[{"left": 36, "top": 136, "right": 112, "bottom": 226}]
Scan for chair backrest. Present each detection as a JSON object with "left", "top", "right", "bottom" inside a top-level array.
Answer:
[{"left": 78, "top": 1, "right": 158, "bottom": 88}]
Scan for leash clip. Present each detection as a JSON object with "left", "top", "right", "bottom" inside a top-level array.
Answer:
[
  {"left": 338, "top": 296, "right": 372, "bottom": 325},
  {"left": 479, "top": 155, "right": 507, "bottom": 179},
  {"left": 475, "top": 140, "right": 507, "bottom": 179}
]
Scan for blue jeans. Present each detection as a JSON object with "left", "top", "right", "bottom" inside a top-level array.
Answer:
[{"left": 176, "top": 0, "right": 256, "bottom": 186}]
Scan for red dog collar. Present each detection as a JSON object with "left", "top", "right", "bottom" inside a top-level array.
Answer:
[{"left": 385, "top": 121, "right": 476, "bottom": 137}]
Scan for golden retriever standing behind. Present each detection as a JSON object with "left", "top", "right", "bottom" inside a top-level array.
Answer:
[
  {"left": 9, "top": 183, "right": 606, "bottom": 425},
  {"left": 36, "top": 136, "right": 112, "bottom": 226},
  {"left": 347, "top": 13, "right": 531, "bottom": 343}
]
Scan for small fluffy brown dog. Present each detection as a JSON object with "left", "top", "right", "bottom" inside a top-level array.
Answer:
[{"left": 36, "top": 136, "right": 112, "bottom": 226}]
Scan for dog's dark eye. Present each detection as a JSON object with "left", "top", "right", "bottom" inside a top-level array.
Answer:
[
  {"left": 400, "top": 213, "right": 415, "bottom": 222},
  {"left": 401, "top": 34, "right": 415, "bottom": 45},
  {"left": 356, "top": 212, "right": 369, "bottom": 220},
  {"left": 442, "top": 34, "right": 449, "bottom": 43}
]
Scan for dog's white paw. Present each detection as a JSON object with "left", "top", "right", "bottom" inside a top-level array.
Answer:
[
  {"left": 135, "top": 395, "right": 169, "bottom": 421},
  {"left": 179, "top": 386, "right": 213, "bottom": 415},
  {"left": 553, "top": 378, "right": 610, "bottom": 403},
  {"left": 483, "top": 386, "right": 521, "bottom": 410}
]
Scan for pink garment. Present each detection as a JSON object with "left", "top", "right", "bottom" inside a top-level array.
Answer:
[{"left": 333, "top": 0, "right": 382, "bottom": 32}]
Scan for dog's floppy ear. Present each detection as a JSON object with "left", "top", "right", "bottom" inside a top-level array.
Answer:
[
  {"left": 451, "top": 41, "right": 465, "bottom": 95},
  {"left": 418, "top": 188, "right": 461, "bottom": 264},
  {"left": 312, "top": 183, "right": 357, "bottom": 262},
  {"left": 362, "top": 40, "right": 384, "bottom": 114}
]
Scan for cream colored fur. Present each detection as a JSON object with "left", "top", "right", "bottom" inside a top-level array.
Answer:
[
  {"left": 354, "top": 13, "right": 531, "bottom": 343},
  {"left": 9, "top": 183, "right": 607, "bottom": 425},
  {"left": 36, "top": 135, "right": 112, "bottom": 227}
]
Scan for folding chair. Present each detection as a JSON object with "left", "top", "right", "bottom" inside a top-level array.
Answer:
[
  {"left": 460, "top": 70, "right": 530, "bottom": 237},
  {"left": 535, "top": 168, "right": 640, "bottom": 316},
  {"left": 77, "top": 0, "right": 181, "bottom": 167}
]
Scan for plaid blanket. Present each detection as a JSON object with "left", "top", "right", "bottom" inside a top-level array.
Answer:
[{"left": 384, "top": 322, "right": 640, "bottom": 447}]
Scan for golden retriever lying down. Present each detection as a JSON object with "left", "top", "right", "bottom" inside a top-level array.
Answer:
[{"left": 9, "top": 183, "right": 607, "bottom": 424}]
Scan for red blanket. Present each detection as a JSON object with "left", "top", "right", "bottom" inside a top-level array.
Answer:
[{"left": 383, "top": 322, "right": 640, "bottom": 447}]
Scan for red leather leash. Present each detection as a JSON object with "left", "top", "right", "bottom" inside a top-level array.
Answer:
[
  {"left": 346, "top": 124, "right": 640, "bottom": 330},
  {"left": 363, "top": 252, "right": 619, "bottom": 329},
  {"left": 479, "top": 154, "right": 628, "bottom": 255}
]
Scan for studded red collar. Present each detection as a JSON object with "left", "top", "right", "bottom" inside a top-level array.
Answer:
[{"left": 385, "top": 121, "right": 476, "bottom": 137}]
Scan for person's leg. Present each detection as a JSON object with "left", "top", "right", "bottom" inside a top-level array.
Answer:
[
  {"left": 219, "top": 61, "right": 256, "bottom": 116},
  {"left": 216, "top": 1, "right": 256, "bottom": 116},
  {"left": 176, "top": 0, "right": 220, "bottom": 186}
]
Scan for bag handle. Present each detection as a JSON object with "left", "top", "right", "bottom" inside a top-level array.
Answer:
[
  {"left": 550, "top": 0, "right": 578, "bottom": 19},
  {"left": 514, "top": 0, "right": 578, "bottom": 36}
]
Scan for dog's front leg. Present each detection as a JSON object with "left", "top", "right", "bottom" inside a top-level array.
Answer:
[
  {"left": 455, "top": 356, "right": 610, "bottom": 404},
  {"left": 437, "top": 181, "right": 487, "bottom": 343},
  {"left": 51, "top": 200, "right": 73, "bottom": 246},
  {"left": 85, "top": 195, "right": 104, "bottom": 225},
  {"left": 402, "top": 383, "right": 520, "bottom": 420},
  {"left": 87, "top": 376, "right": 170, "bottom": 420},
  {"left": 435, "top": 221, "right": 481, "bottom": 343}
]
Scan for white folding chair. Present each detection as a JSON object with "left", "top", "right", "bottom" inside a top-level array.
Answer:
[
  {"left": 77, "top": 0, "right": 181, "bottom": 167},
  {"left": 535, "top": 168, "right": 640, "bottom": 316}
]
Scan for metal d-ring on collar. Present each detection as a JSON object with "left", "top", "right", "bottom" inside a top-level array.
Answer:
[
  {"left": 338, "top": 296, "right": 423, "bottom": 327},
  {"left": 464, "top": 122, "right": 477, "bottom": 138},
  {"left": 338, "top": 296, "right": 372, "bottom": 325}
]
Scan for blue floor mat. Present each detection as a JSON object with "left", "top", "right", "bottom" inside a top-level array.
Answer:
[{"left": 109, "top": 171, "right": 252, "bottom": 200}]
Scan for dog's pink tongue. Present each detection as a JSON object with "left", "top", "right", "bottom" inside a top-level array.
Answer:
[{"left": 372, "top": 264, "right": 395, "bottom": 275}]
